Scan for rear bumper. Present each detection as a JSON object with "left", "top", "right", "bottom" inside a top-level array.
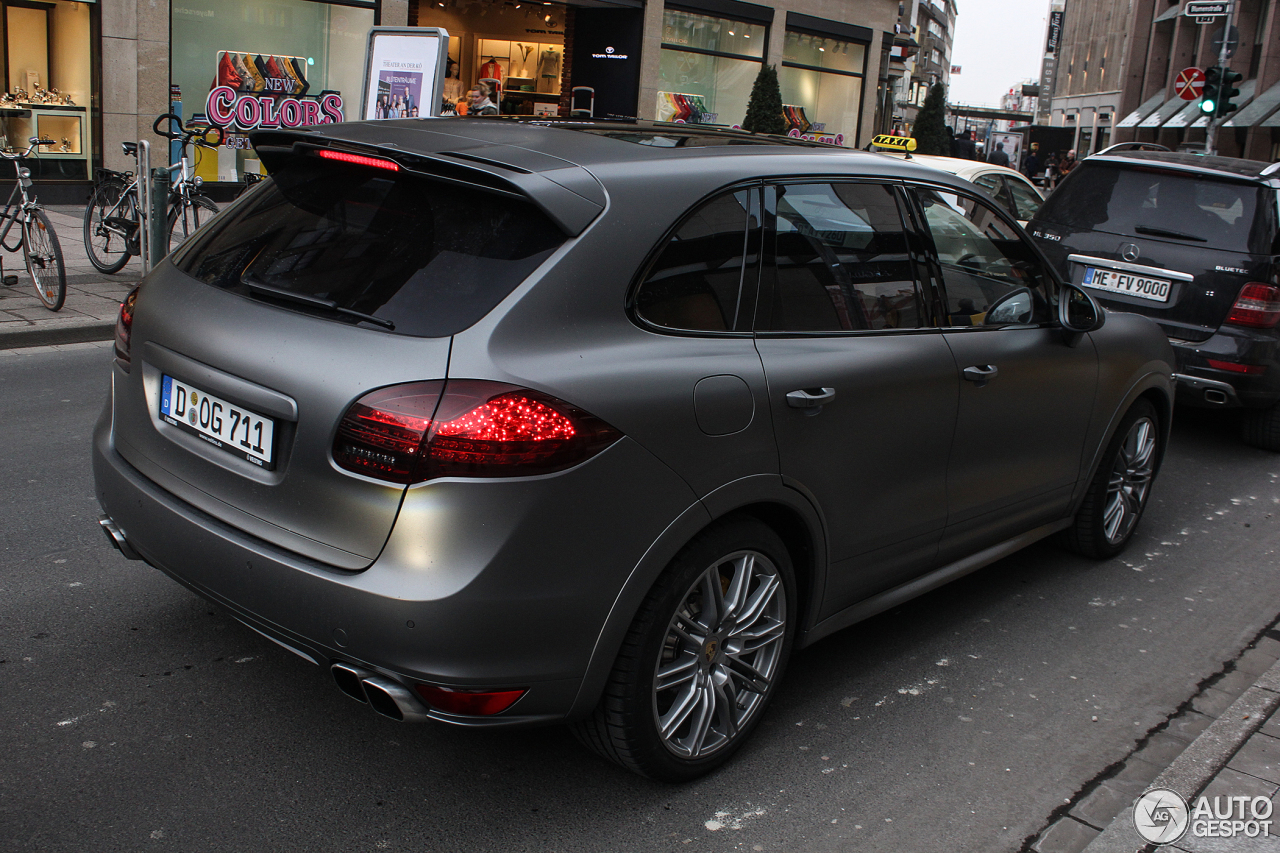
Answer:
[
  {"left": 92, "top": 400, "right": 697, "bottom": 727},
  {"left": 1170, "top": 327, "right": 1280, "bottom": 409}
]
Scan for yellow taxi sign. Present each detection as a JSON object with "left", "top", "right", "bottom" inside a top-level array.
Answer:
[{"left": 871, "top": 134, "right": 917, "bottom": 152}]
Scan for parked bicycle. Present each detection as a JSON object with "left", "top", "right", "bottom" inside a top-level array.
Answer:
[
  {"left": 83, "top": 113, "right": 221, "bottom": 274},
  {"left": 0, "top": 137, "right": 66, "bottom": 310}
]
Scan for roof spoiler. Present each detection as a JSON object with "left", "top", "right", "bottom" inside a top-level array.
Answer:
[{"left": 248, "top": 129, "right": 605, "bottom": 236}]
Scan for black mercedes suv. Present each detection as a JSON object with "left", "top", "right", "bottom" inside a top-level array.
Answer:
[{"left": 1028, "top": 152, "right": 1280, "bottom": 450}]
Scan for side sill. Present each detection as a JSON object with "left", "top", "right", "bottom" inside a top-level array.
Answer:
[{"left": 802, "top": 518, "right": 1072, "bottom": 647}]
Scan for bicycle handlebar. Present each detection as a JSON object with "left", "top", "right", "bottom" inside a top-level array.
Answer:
[
  {"left": 152, "top": 113, "right": 185, "bottom": 141},
  {"left": 152, "top": 113, "right": 223, "bottom": 150}
]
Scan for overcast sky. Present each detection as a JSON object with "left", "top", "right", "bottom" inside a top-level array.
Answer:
[{"left": 948, "top": 0, "right": 1054, "bottom": 106}]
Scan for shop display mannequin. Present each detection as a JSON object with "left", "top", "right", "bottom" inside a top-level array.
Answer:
[
  {"left": 537, "top": 47, "right": 561, "bottom": 93},
  {"left": 442, "top": 58, "right": 464, "bottom": 105}
]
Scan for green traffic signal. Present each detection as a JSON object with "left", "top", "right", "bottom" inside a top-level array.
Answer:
[{"left": 1201, "top": 65, "right": 1223, "bottom": 115}]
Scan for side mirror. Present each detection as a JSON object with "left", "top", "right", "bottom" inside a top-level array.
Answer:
[
  {"left": 1058, "top": 283, "right": 1105, "bottom": 343},
  {"left": 985, "top": 287, "right": 1034, "bottom": 325}
]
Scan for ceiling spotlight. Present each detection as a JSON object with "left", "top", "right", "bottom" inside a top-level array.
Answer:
[{"left": 728, "top": 29, "right": 735, "bottom": 35}]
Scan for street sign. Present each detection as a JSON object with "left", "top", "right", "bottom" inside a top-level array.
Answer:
[
  {"left": 1184, "top": 1, "right": 1230, "bottom": 17},
  {"left": 1211, "top": 24, "right": 1240, "bottom": 57},
  {"left": 1175, "top": 67, "right": 1206, "bottom": 100}
]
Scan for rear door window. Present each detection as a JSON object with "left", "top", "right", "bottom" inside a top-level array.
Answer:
[
  {"left": 633, "top": 187, "right": 761, "bottom": 332},
  {"left": 757, "top": 182, "right": 928, "bottom": 332},
  {"left": 1034, "top": 162, "right": 1268, "bottom": 254},
  {"left": 171, "top": 157, "right": 566, "bottom": 337}
]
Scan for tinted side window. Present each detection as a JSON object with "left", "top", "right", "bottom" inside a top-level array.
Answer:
[
  {"left": 1005, "top": 177, "right": 1044, "bottom": 221},
  {"left": 973, "top": 174, "right": 1012, "bottom": 214},
  {"left": 915, "top": 188, "right": 1053, "bottom": 326},
  {"left": 634, "top": 189, "right": 759, "bottom": 332},
  {"left": 758, "top": 182, "right": 925, "bottom": 332},
  {"left": 172, "top": 159, "right": 565, "bottom": 338}
]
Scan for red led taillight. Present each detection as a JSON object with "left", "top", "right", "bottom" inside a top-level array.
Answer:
[
  {"left": 114, "top": 286, "right": 139, "bottom": 367},
  {"left": 1206, "top": 359, "right": 1266, "bottom": 375},
  {"left": 1227, "top": 283, "right": 1280, "bottom": 329},
  {"left": 414, "top": 684, "right": 527, "bottom": 716},
  {"left": 332, "top": 380, "right": 622, "bottom": 483},
  {"left": 316, "top": 149, "right": 400, "bottom": 171}
]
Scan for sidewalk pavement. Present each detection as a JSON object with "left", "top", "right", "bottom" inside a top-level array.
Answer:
[
  {"left": 1029, "top": 630, "right": 1280, "bottom": 853},
  {"left": 0, "top": 203, "right": 143, "bottom": 349}
]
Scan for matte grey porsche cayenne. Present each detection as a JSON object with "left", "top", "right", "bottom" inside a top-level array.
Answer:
[{"left": 94, "top": 118, "right": 1175, "bottom": 781}]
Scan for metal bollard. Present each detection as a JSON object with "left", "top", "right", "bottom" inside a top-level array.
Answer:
[{"left": 149, "top": 167, "right": 170, "bottom": 266}]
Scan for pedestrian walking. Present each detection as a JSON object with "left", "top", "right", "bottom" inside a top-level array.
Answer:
[
  {"left": 953, "top": 129, "right": 977, "bottom": 160},
  {"left": 988, "top": 142, "right": 1010, "bottom": 167},
  {"left": 1023, "top": 144, "right": 1041, "bottom": 184}
]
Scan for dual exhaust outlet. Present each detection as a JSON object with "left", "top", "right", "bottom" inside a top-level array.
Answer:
[{"left": 330, "top": 662, "right": 433, "bottom": 723}]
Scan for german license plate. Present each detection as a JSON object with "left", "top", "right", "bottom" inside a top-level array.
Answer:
[
  {"left": 1082, "top": 266, "right": 1172, "bottom": 303},
  {"left": 159, "top": 375, "right": 276, "bottom": 469}
]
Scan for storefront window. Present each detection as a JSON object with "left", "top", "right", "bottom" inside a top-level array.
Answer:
[
  {"left": 0, "top": 0, "right": 92, "bottom": 180},
  {"left": 658, "top": 8, "right": 765, "bottom": 127},
  {"left": 171, "top": 0, "right": 374, "bottom": 183},
  {"left": 779, "top": 30, "right": 866, "bottom": 144}
]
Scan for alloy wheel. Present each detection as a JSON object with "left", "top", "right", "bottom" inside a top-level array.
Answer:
[
  {"left": 1103, "top": 416, "right": 1157, "bottom": 545},
  {"left": 652, "top": 549, "right": 787, "bottom": 759}
]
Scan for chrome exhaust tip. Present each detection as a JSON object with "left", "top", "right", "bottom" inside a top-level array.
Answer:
[
  {"left": 360, "top": 675, "right": 433, "bottom": 723},
  {"left": 330, "top": 663, "right": 433, "bottom": 723},
  {"left": 1204, "top": 389, "right": 1229, "bottom": 405},
  {"left": 98, "top": 515, "right": 141, "bottom": 560},
  {"left": 331, "top": 662, "right": 370, "bottom": 703}
]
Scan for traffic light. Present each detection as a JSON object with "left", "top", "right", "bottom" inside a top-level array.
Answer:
[
  {"left": 1200, "top": 66, "right": 1222, "bottom": 115},
  {"left": 1218, "top": 68, "right": 1243, "bottom": 117}
]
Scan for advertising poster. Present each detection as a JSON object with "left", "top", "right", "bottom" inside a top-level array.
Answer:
[{"left": 362, "top": 28, "right": 449, "bottom": 120}]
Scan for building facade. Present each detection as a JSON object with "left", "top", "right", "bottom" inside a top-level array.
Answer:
[
  {"left": 1109, "top": 0, "right": 1280, "bottom": 159},
  {"left": 12, "top": 0, "right": 902, "bottom": 199},
  {"left": 885, "top": 0, "right": 955, "bottom": 135},
  {"left": 1041, "top": 0, "right": 1133, "bottom": 154}
]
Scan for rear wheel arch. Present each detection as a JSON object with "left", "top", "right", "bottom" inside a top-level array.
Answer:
[{"left": 568, "top": 482, "right": 826, "bottom": 721}]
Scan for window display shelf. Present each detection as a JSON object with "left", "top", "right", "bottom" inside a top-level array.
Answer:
[{"left": 0, "top": 105, "right": 88, "bottom": 179}]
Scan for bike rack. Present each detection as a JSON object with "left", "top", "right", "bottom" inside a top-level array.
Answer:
[
  {"left": 136, "top": 140, "right": 152, "bottom": 274},
  {"left": 135, "top": 139, "right": 171, "bottom": 274}
]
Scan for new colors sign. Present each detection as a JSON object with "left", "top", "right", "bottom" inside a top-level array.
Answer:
[{"left": 207, "top": 50, "right": 345, "bottom": 131}]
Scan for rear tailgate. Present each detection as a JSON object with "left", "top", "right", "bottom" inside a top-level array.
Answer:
[
  {"left": 1033, "top": 161, "right": 1272, "bottom": 342},
  {"left": 111, "top": 147, "right": 571, "bottom": 569},
  {"left": 115, "top": 271, "right": 453, "bottom": 569}
]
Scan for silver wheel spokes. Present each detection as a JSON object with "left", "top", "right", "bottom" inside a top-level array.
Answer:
[
  {"left": 654, "top": 550, "right": 786, "bottom": 759},
  {"left": 1102, "top": 417, "right": 1156, "bottom": 544}
]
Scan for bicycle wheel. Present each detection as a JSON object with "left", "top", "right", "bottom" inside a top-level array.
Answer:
[
  {"left": 24, "top": 208, "right": 66, "bottom": 311},
  {"left": 166, "top": 193, "right": 218, "bottom": 258},
  {"left": 83, "top": 179, "right": 135, "bottom": 274}
]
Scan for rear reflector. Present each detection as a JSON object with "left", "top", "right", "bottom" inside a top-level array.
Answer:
[
  {"left": 333, "top": 380, "right": 622, "bottom": 484},
  {"left": 1206, "top": 359, "right": 1266, "bottom": 375},
  {"left": 316, "top": 149, "right": 401, "bottom": 172},
  {"left": 114, "top": 286, "right": 139, "bottom": 367},
  {"left": 1227, "top": 283, "right": 1280, "bottom": 329},
  {"left": 414, "top": 684, "right": 527, "bottom": 716}
]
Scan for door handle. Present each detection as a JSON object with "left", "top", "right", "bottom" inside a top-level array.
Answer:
[
  {"left": 962, "top": 364, "right": 999, "bottom": 386},
  {"left": 786, "top": 387, "right": 836, "bottom": 411}
]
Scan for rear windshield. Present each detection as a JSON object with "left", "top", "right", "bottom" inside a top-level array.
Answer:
[
  {"left": 1036, "top": 162, "right": 1273, "bottom": 255},
  {"left": 172, "top": 158, "right": 566, "bottom": 337}
]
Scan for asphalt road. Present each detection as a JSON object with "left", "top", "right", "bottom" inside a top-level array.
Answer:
[{"left": 3, "top": 342, "right": 1279, "bottom": 853}]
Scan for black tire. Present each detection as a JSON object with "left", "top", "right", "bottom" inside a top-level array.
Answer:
[
  {"left": 1242, "top": 403, "right": 1280, "bottom": 452},
  {"left": 573, "top": 517, "right": 796, "bottom": 781},
  {"left": 1063, "top": 399, "right": 1161, "bottom": 559},
  {"left": 83, "top": 180, "right": 134, "bottom": 274},
  {"left": 165, "top": 193, "right": 218, "bottom": 257},
  {"left": 24, "top": 208, "right": 65, "bottom": 311}
]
